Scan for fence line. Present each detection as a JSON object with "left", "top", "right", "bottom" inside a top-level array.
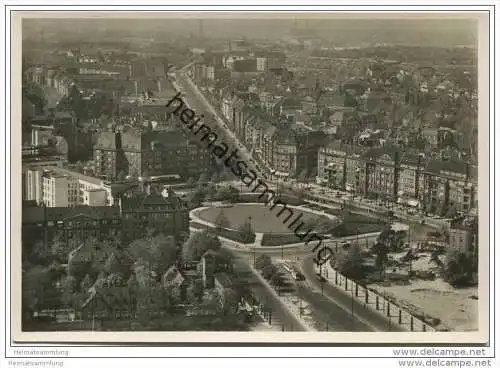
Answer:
[{"left": 318, "top": 262, "right": 436, "bottom": 332}]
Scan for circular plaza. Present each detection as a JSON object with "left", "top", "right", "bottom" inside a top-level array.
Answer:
[{"left": 190, "top": 202, "right": 339, "bottom": 247}]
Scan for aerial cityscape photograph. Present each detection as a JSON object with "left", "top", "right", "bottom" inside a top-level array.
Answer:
[{"left": 19, "top": 14, "right": 480, "bottom": 335}]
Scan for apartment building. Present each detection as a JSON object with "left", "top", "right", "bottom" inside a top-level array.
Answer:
[
  {"left": 344, "top": 146, "right": 368, "bottom": 195},
  {"left": 363, "top": 147, "right": 400, "bottom": 200},
  {"left": 94, "top": 130, "right": 212, "bottom": 181},
  {"left": 398, "top": 152, "right": 428, "bottom": 205},
  {"left": 449, "top": 216, "right": 479, "bottom": 256},
  {"left": 41, "top": 172, "right": 75, "bottom": 207},
  {"left": 256, "top": 57, "right": 268, "bottom": 72},
  {"left": 24, "top": 166, "right": 113, "bottom": 207},
  {"left": 22, "top": 204, "right": 122, "bottom": 247},
  {"left": 423, "top": 157, "right": 477, "bottom": 214},
  {"left": 191, "top": 63, "right": 216, "bottom": 81},
  {"left": 119, "top": 186, "right": 189, "bottom": 244},
  {"left": 271, "top": 129, "right": 297, "bottom": 178},
  {"left": 317, "top": 140, "right": 347, "bottom": 189},
  {"left": 448, "top": 226, "right": 474, "bottom": 253},
  {"left": 295, "top": 131, "right": 326, "bottom": 179}
]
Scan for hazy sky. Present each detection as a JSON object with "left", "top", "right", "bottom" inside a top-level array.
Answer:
[{"left": 23, "top": 16, "right": 478, "bottom": 47}]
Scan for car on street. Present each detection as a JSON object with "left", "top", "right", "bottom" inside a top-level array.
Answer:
[
  {"left": 292, "top": 272, "right": 305, "bottom": 281},
  {"left": 315, "top": 273, "right": 327, "bottom": 282}
]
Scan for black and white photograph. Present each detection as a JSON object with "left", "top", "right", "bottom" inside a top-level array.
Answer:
[{"left": 11, "top": 10, "right": 490, "bottom": 347}]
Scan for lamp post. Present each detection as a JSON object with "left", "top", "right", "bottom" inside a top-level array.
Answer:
[
  {"left": 249, "top": 216, "right": 256, "bottom": 266},
  {"left": 350, "top": 280, "right": 355, "bottom": 328},
  {"left": 273, "top": 170, "right": 280, "bottom": 197}
]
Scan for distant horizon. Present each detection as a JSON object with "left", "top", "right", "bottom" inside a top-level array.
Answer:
[{"left": 22, "top": 17, "right": 477, "bottom": 48}]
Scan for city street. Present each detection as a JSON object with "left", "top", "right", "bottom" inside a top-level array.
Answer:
[
  {"left": 300, "top": 255, "right": 407, "bottom": 332},
  {"left": 173, "top": 70, "right": 265, "bottom": 180},
  {"left": 227, "top": 247, "right": 308, "bottom": 332},
  {"left": 278, "top": 263, "right": 373, "bottom": 332},
  {"left": 177, "top": 65, "right": 462, "bottom": 334},
  {"left": 174, "top": 71, "right": 450, "bottom": 233}
]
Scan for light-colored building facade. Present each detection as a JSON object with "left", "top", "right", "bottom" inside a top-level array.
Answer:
[
  {"left": 344, "top": 147, "right": 367, "bottom": 194},
  {"left": 41, "top": 173, "right": 75, "bottom": 207},
  {"left": 448, "top": 227, "right": 473, "bottom": 253},
  {"left": 423, "top": 158, "right": 477, "bottom": 214},
  {"left": 366, "top": 151, "right": 397, "bottom": 200},
  {"left": 256, "top": 57, "right": 268, "bottom": 72},
  {"left": 25, "top": 169, "right": 42, "bottom": 203},
  {"left": 272, "top": 131, "right": 297, "bottom": 178},
  {"left": 398, "top": 152, "right": 427, "bottom": 204},
  {"left": 317, "top": 141, "right": 347, "bottom": 189},
  {"left": 25, "top": 167, "right": 114, "bottom": 207},
  {"left": 82, "top": 188, "right": 108, "bottom": 206}
]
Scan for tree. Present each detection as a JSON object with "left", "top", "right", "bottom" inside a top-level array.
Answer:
[
  {"left": 443, "top": 248, "right": 475, "bottom": 288},
  {"left": 255, "top": 254, "right": 273, "bottom": 271},
  {"left": 296, "top": 169, "right": 308, "bottom": 184},
  {"left": 377, "top": 225, "right": 394, "bottom": 248},
  {"left": 190, "top": 187, "right": 206, "bottom": 207},
  {"left": 238, "top": 220, "right": 255, "bottom": 243},
  {"left": 335, "top": 243, "right": 365, "bottom": 280},
  {"left": 261, "top": 263, "right": 278, "bottom": 280},
  {"left": 211, "top": 172, "right": 221, "bottom": 184},
  {"left": 104, "top": 252, "right": 127, "bottom": 276},
  {"left": 133, "top": 259, "right": 156, "bottom": 288},
  {"left": 438, "top": 202, "right": 449, "bottom": 218},
  {"left": 201, "top": 289, "right": 222, "bottom": 314},
  {"left": 127, "top": 235, "right": 177, "bottom": 276},
  {"left": 117, "top": 170, "right": 127, "bottom": 181},
  {"left": 198, "top": 172, "right": 210, "bottom": 185},
  {"left": 80, "top": 274, "right": 93, "bottom": 294},
  {"left": 205, "top": 183, "right": 217, "bottom": 199},
  {"left": 164, "top": 284, "right": 181, "bottom": 310},
  {"left": 270, "top": 272, "right": 284, "bottom": 291},
  {"left": 61, "top": 275, "right": 78, "bottom": 308},
  {"left": 215, "top": 210, "right": 230, "bottom": 231},
  {"left": 136, "top": 285, "right": 170, "bottom": 323},
  {"left": 214, "top": 186, "right": 239, "bottom": 203},
  {"left": 187, "top": 279, "right": 205, "bottom": 304},
  {"left": 48, "top": 236, "right": 68, "bottom": 263},
  {"left": 430, "top": 252, "right": 444, "bottom": 268},
  {"left": 30, "top": 241, "right": 50, "bottom": 265},
  {"left": 372, "top": 242, "right": 390, "bottom": 278},
  {"left": 23, "top": 82, "right": 47, "bottom": 113},
  {"left": 22, "top": 266, "right": 51, "bottom": 319},
  {"left": 68, "top": 246, "right": 93, "bottom": 283},
  {"left": 221, "top": 288, "right": 239, "bottom": 315},
  {"left": 183, "top": 231, "right": 222, "bottom": 262}
]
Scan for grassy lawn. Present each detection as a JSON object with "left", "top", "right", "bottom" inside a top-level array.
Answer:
[
  {"left": 331, "top": 222, "right": 386, "bottom": 237},
  {"left": 330, "top": 213, "right": 386, "bottom": 237},
  {"left": 190, "top": 221, "right": 255, "bottom": 244},
  {"left": 303, "top": 205, "right": 387, "bottom": 238},
  {"left": 261, "top": 233, "right": 302, "bottom": 247},
  {"left": 195, "top": 203, "right": 387, "bottom": 247},
  {"left": 196, "top": 203, "right": 321, "bottom": 233}
]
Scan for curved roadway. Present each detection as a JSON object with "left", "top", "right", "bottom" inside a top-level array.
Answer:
[{"left": 179, "top": 68, "right": 409, "bottom": 332}]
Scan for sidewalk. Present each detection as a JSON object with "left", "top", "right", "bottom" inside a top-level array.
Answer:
[
  {"left": 189, "top": 224, "right": 315, "bottom": 331},
  {"left": 316, "top": 262, "right": 435, "bottom": 332},
  {"left": 246, "top": 261, "right": 314, "bottom": 331},
  {"left": 253, "top": 232, "right": 264, "bottom": 247}
]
